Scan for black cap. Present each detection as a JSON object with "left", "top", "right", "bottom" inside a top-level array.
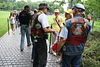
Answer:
[
  {"left": 38, "top": 3, "right": 49, "bottom": 10},
  {"left": 24, "top": 5, "right": 30, "bottom": 9}
]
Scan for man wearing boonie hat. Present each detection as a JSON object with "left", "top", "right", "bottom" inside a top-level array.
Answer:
[
  {"left": 56, "top": 3, "right": 91, "bottom": 67},
  {"left": 31, "top": 3, "right": 56, "bottom": 67},
  {"left": 51, "top": 9, "right": 64, "bottom": 48}
]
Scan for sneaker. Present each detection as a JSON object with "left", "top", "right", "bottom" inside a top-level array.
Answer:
[
  {"left": 52, "top": 51, "right": 56, "bottom": 56},
  {"left": 56, "top": 58, "right": 62, "bottom": 64},
  {"left": 20, "top": 49, "right": 24, "bottom": 51},
  {"left": 27, "top": 43, "right": 31, "bottom": 47},
  {"left": 31, "top": 59, "right": 34, "bottom": 63}
]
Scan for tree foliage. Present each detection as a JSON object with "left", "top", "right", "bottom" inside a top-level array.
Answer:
[{"left": 0, "top": 0, "right": 64, "bottom": 14}]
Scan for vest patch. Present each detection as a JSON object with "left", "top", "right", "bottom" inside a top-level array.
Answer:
[{"left": 66, "top": 18, "right": 86, "bottom": 45}]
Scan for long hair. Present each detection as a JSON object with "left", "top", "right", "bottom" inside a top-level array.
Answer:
[{"left": 9, "top": 11, "right": 14, "bottom": 18}]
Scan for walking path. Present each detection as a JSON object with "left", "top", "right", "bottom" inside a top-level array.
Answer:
[{"left": 0, "top": 28, "right": 60, "bottom": 67}]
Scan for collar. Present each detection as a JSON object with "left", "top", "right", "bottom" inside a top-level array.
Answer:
[
  {"left": 40, "top": 11, "right": 44, "bottom": 13},
  {"left": 75, "top": 14, "right": 83, "bottom": 17}
]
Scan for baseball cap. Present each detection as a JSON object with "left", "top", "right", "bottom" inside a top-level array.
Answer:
[
  {"left": 38, "top": 3, "right": 49, "bottom": 10},
  {"left": 54, "top": 9, "right": 59, "bottom": 13},
  {"left": 14, "top": 10, "right": 17, "bottom": 12},
  {"left": 72, "top": 3, "right": 85, "bottom": 11}
]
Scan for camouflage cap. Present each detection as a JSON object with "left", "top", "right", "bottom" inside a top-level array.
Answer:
[{"left": 72, "top": 3, "right": 85, "bottom": 11}]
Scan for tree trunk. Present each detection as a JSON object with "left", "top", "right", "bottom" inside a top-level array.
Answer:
[
  {"left": 70, "top": 0, "right": 73, "bottom": 9},
  {"left": 92, "top": 10, "right": 96, "bottom": 29}
]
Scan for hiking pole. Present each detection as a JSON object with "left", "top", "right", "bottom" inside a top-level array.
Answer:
[{"left": 49, "top": 25, "right": 52, "bottom": 53}]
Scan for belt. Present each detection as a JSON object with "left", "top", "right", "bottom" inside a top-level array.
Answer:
[{"left": 34, "top": 38, "right": 46, "bottom": 43}]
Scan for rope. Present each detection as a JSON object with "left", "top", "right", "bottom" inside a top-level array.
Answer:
[
  {"left": 0, "top": 22, "right": 7, "bottom": 31},
  {"left": 0, "top": 19, "right": 9, "bottom": 31}
]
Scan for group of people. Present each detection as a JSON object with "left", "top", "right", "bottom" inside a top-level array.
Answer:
[{"left": 9, "top": 2, "right": 91, "bottom": 67}]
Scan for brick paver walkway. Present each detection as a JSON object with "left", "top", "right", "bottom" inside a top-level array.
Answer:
[{"left": 0, "top": 28, "right": 60, "bottom": 67}]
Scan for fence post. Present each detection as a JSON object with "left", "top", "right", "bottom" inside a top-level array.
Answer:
[
  {"left": 49, "top": 25, "right": 52, "bottom": 53},
  {"left": 7, "top": 18, "right": 10, "bottom": 35}
]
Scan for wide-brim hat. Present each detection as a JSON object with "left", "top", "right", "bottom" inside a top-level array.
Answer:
[
  {"left": 38, "top": 3, "right": 49, "bottom": 10},
  {"left": 64, "top": 9, "right": 73, "bottom": 14}
]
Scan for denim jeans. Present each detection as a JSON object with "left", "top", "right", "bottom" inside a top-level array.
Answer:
[
  {"left": 15, "top": 21, "right": 18, "bottom": 30},
  {"left": 62, "top": 54, "right": 82, "bottom": 67},
  {"left": 20, "top": 25, "right": 31, "bottom": 49}
]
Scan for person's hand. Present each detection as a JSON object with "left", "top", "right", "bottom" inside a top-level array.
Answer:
[
  {"left": 56, "top": 51, "right": 61, "bottom": 59},
  {"left": 51, "top": 23, "right": 53, "bottom": 26},
  {"left": 87, "top": 15, "right": 91, "bottom": 20},
  {"left": 53, "top": 31, "right": 56, "bottom": 35}
]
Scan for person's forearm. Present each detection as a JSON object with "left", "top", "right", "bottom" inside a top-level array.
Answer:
[
  {"left": 43, "top": 27, "right": 55, "bottom": 33},
  {"left": 29, "top": 20, "right": 31, "bottom": 25},
  {"left": 57, "top": 38, "right": 66, "bottom": 51}
]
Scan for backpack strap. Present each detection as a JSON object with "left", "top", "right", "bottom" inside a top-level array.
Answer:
[{"left": 55, "top": 19, "right": 61, "bottom": 28}]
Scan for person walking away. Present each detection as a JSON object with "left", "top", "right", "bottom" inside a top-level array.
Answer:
[
  {"left": 14, "top": 10, "right": 18, "bottom": 30},
  {"left": 56, "top": 3, "right": 91, "bottom": 67},
  {"left": 31, "top": 3, "right": 56, "bottom": 67},
  {"left": 31, "top": 9, "right": 38, "bottom": 62},
  {"left": 9, "top": 11, "right": 16, "bottom": 34},
  {"left": 18, "top": 5, "right": 31, "bottom": 51}
]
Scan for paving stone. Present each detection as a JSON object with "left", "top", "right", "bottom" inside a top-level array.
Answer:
[{"left": 0, "top": 28, "right": 60, "bottom": 67}]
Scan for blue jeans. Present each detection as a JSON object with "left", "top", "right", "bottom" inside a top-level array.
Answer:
[
  {"left": 62, "top": 54, "right": 82, "bottom": 67},
  {"left": 15, "top": 21, "right": 18, "bottom": 30},
  {"left": 31, "top": 35, "right": 34, "bottom": 59},
  {"left": 20, "top": 25, "right": 31, "bottom": 49}
]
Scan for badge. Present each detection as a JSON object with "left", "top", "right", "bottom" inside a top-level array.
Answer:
[
  {"left": 58, "top": 19, "right": 60, "bottom": 23},
  {"left": 34, "top": 39, "right": 38, "bottom": 42},
  {"left": 35, "top": 23, "right": 41, "bottom": 29},
  {"left": 63, "top": 46, "right": 66, "bottom": 51}
]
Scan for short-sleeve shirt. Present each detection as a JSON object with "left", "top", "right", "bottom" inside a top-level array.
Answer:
[
  {"left": 59, "top": 25, "right": 68, "bottom": 39},
  {"left": 38, "top": 13, "right": 49, "bottom": 28},
  {"left": 19, "top": 10, "right": 31, "bottom": 26},
  {"left": 52, "top": 16, "right": 64, "bottom": 32}
]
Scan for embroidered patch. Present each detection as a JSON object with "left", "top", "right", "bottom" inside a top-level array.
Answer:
[
  {"left": 35, "top": 23, "right": 41, "bottom": 29},
  {"left": 73, "top": 24, "right": 83, "bottom": 35}
]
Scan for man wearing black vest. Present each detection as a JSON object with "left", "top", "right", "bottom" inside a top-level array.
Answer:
[{"left": 31, "top": 3, "right": 56, "bottom": 67}]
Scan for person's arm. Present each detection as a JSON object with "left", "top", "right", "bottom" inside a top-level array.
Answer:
[
  {"left": 43, "top": 27, "right": 56, "bottom": 35},
  {"left": 57, "top": 37, "right": 66, "bottom": 52},
  {"left": 9, "top": 16, "right": 11, "bottom": 21},
  {"left": 51, "top": 18, "right": 56, "bottom": 25},
  {"left": 29, "top": 20, "right": 31, "bottom": 25},
  {"left": 56, "top": 25, "right": 68, "bottom": 57},
  {"left": 28, "top": 12, "right": 32, "bottom": 25}
]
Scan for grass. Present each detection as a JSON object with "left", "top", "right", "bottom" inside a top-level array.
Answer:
[
  {"left": 0, "top": 11, "right": 10, "bottom": 37},
  {"left": 0, "top": 11, "right": 100, "bottom": 67}
]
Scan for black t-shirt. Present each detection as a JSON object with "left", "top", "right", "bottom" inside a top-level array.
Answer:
[{"left": 19, "top": 10, "right": 31, "bottom": 26}]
